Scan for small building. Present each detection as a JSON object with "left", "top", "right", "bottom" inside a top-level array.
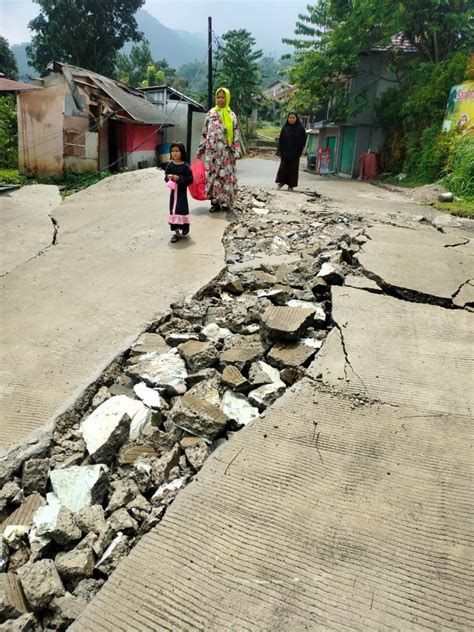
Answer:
[
  {"left": 263, "top": 80, "right": 295, "bottom": 102},
  {"left": 17, "top": 62, "right": 173, "bottom": 178},
  {"left": 140, "top": 85, "right": 205, "bottom": 160},
  {"left": 310, "top": 42, "right": 416, "bottom": 178}
]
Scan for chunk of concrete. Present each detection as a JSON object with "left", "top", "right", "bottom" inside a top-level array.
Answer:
[
  {"left": 126, "top": 349, "right": 188, "bottom": 395},
  {"left": 108, "top": 509, "right": 138, "bottom": 536},
  {"left": 50, "top": 465, "right": 108, "bottom": 514},
  {"left": 316, "top": 262, "right": 344, "bottom": 285},
  {"left": 55, "top": 546, "right": 95, "bottom": 586},
  {"left": 76, "top": 505, "right": 106, "bottom": 535},
  {"left": 220, "top": 391, "right": 260, "bottom": 426},
  {"left": 180, "top": 437, "right": 211, "bottom": 471},
  {"left": 130, "top": 333, "right": 169, "bottom": 356},
  {"left": 133, "top": 382, "right": 168, "bottom": 410},
  {"left": 106, "top": 480, "right": 139, "bottom": 514},
  {"left": 169, "top": 394, "right": 230, "bottom": 441},
  {"left": 261, "top": 306, "right": 315, "bottom": 341},
  {"left": 178, "top": 340, "right": 218, "bottom": 372},
  {"left": 21, "top": 460, "right": 49, "bottom": 496},
  {"left": 95, "top": 533, "right": 129, "bottom": 577},
  {"left": 248, "top": 382, "right": 286, "bottom": 410},
  {"left": 248, "top": 361, "right": 280, "bottom": 387},
  {"left": 33, "top": 501, "right": 81, "bottom": 545},
  {"left": 46, "top": 592, "right": 87, "bottom": 630},
  {"left": 0, "top": 612, "right": 40, "bottom": 630},
  {"left": 17, "top": 559, "right": 64, "bottom": 610},
  {"left": 267, "top": 342, "right": 317, "bottom": 368},
  {"left": 0, "top": 572, "right": 28, "bottom": 621},
  {"left": 222, "top": 366, "right": 250, "bottom": 392},
  {"left": 201, "top": 323, "right": 232, "bottom": 342},
  {"left": 81, "top": 396, "right": 140, "bottom": 461},
  {"left": 151, "top": 477, "right": 188, "bottom": 505}
]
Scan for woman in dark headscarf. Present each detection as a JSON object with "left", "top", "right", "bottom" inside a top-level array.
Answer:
[{"left": 275, "top": 111, "right": 307, "bottom": 191}]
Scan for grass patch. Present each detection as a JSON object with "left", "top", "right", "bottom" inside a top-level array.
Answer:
[
  {"left": 256, "top": 125, "right": 280, "bottom": 140},
  {"left": 430, "top": 199, "right": 474, "bottom": 218},
  {"left": 0, "top": 169, "right": 115, "bottom": 197}
]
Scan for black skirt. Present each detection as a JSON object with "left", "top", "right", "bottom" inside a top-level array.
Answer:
[{"left": 275, "top": 158, "right": 300, "bottom": 187}]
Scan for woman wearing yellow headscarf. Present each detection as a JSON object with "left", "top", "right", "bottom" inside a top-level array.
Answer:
[{"left": 196, "top": 87, "right": 241, "bottom": 211}]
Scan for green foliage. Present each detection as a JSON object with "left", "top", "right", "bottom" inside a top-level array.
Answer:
[
  {"left": 375, "top": 52, "right": 468, "bottom": 179},
  {"left": 285, "top": 0, "right": 473, "bottom": 115},
  {"left": 0, "top": 169, "right": 27, "bottom": 185},
  {"left": 116, "top": 40, "right": 153, "bottom": 86},
  {"left": 258, "top": 55, "right": 292, "bottom": 88},
  {"left": 216, "top": 29, "right": 263, "bottom": 117},
  {"left": 0, "top": 37, "right": 19, "bottom": 80},
  {"left": 0, "top": 96, "right": 18, "bottom": 169},
  {"left": 27, "top": 0, "right": 145, "bottom": 77},
  {"left": 443, "top": 135, "right": 474, "bottom": 198}
]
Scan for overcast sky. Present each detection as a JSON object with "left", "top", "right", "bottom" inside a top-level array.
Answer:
[{"left": 0, "top": 0, "right": 309, "bottom": 53}]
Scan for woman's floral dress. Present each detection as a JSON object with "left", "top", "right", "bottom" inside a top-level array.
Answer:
[{"left": 197, "top": 109, "right": 241, "bottom": 207}]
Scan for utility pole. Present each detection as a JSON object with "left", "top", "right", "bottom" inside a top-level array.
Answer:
[{"left": 208, "top": 16, "right": 213, "bottom": 110}]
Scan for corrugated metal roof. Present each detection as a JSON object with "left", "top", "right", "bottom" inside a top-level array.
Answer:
[
  {"left": 141, "top": 85, "right": 205, "bottom": 112},
  {"left": 47, "top": 62, "right": 171, "bottom": 125},
  {"left": 0, "top": 78, "right": 41, "bottom": 93}
]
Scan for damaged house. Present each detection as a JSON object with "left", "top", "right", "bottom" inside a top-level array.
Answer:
[{"left": 17, "top": 62, "right": 173, "bottom": 178}]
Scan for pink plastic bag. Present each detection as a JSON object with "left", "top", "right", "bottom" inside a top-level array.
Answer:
[
  {"left": 189, "top": 158, "right": 206, "bottom": 201},
  {"left": 166, "top": 179, "right": 178, "bottom": 214}
]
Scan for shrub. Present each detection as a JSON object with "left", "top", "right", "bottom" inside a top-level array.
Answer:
[
  {"left": 443, "top": 135, "right": 474, "bottom": 198},
  {"left": 0, "top": 96, "right": 18, "bottom": 168}
]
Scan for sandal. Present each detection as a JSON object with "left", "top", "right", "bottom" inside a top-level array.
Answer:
[
  {"left": 209, "top": 200, "right": 221, "bottom": 212},
  {"left": 170, "top": 233, "right": 180, "bottom": 242}
]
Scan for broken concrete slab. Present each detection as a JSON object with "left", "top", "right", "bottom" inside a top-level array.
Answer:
[
  {"left": 219, "top": 336, "right": 266, "bottom": 369},
  {"left": 177, "top": 340, "right": 218, "bottom": 372},
  {"left": 0, "top": 612, "right": 40, "bottom": 630},
  {"left": 453, "top": 280, "right": 474, "bottom": 308},
  {"left": 0, "top": 573, "right": 28, "bottom": 621},
  {"left": 248, "top": 361, "right": 281, "bottom": 387},
  {"left": 81, "top": 395, "right": 152, "bottom": 459},
  {"left": 316, "top": 261, "right": 344, "bottom": 285},
  {"left": 108, "top": 509, "right": 138, "bottom": 536},
  {"left": 309, "top": 286, "right": 474, "bottom": 416},
  {"left": 261, "top": 306, "right": 315, "bottom": 341},
  {"left": 21, "top": 460, "right": 49, "bottom": 496},
  {"left": 55, "top": 546, "right": 95, "bottom": 586},
  {"left": 17, "top": 559, "right": 64, "bottom": 610},
  {"left": 267, "top": 342, "right": 317, "bottom": 368},
  {"left": 0, "top": 540, "right": 8, "bottom": 573},
  {"left": 130, "top": 333, "right": 170, "bottom": 357},
  {"left": 221, "top": 366, "right": 250, "bottom": 392},
  {"left": 95, "top": 533, "right": 129, "bottom": 577},
  {"left": 169, "top": 394, "right": 230, "bottom": 441},
  {"left": 344, "top": 274, "right": 382, "bottom": 293},
  {"left": 1, "top": 495, "right": 45, "bottom": 540},
  {"left": 50, "top": 466, "right": 108, "bottom": 514},
  {"left": 45, "top": 592, "right": 88, "bottom": 630},
  {"left": 220, "top": 391, "right": 259, "bottom": 426},
  {"left": 126, "top": 350, "right": 188, "bottom": 395},
  {"left": 357, "top": 225, "right": 474, "bottom": 303},
  {"left": 33, "top": 499, "right": 81, "bottom": 545},
  {"left": 200, "top": 323, "right": 232, "bottom": 342},
  {"left": 248, "top": 382, "right": 286, "bottom": 410},
  {"left": 76, "top": 506, "right": 106, "bottom": 535},
  {"left": 133, "top": 382, "right": 168, "bottom": 411},
  {"left": 180, "top": 438, "right": 210, "bottom": 471},
  {"left": 150, "top": 477, "right": 188, "bottom": 506}
]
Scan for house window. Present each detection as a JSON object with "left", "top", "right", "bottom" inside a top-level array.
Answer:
[{"left": 63, "top": 130, "right": 86, "bottom": 157}]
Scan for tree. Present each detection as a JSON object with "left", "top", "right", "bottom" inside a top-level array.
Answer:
[
  {"left": 27, "top": 0, "right": 145, "bottom": 77},
  {"left": 215, "top": 29, "right": 263, "bottom": 117},
  {"left": 285, "top": 0, "right": 473, "bottom": 114},
  {"left": 0, "top": 37, "right": 19, "bottom": 80},
  {"left": 0, "top": 96, "right": 18, "bottom": 168},
  {"left": 116, "top": 40, "right": 153, "bottom": 86}
]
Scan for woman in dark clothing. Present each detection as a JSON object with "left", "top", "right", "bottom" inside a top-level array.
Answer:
[
  {"left": 275, "top": 111, "right": 307, "bottom": 191},
  {"left": 164, "top": 142, "right": 193, "bottom": 242}
]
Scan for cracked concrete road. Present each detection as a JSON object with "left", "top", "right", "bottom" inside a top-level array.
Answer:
[
  {"left": 72, "top": 165, "right": 474, "bottom": 631},
  {"left": 0, "top": 185, "right": 60, "bottom": 276},
  {"left": 0, "top": 168, "right": 228, "bottom": 450}
]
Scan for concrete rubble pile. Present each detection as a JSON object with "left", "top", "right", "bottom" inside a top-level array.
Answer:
[{"left": 0, "top": 186, "right": 367, "bottom": 630}]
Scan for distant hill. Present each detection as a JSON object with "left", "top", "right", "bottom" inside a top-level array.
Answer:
[
  {"left": 124, "top": 9, "right": 207, "bottom": 66},
  {"left": 10, "top": 9, "right": 207, "bottom": 81},
  {"left": 11, "top": 43, "right": 35, "bottom": 81}
]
